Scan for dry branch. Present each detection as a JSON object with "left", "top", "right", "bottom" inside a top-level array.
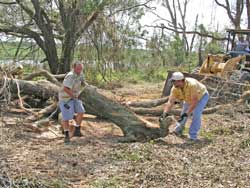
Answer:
[
  {"left": 22, "top": 69, "right": 61, "bottom": 86},
  {"left": 125, "top": 97, "right": 168, "bottom": 108},
  {"left": 26, "top": 102, "right": 58, "bottom": 122}
]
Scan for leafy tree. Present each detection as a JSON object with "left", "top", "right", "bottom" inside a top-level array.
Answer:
[{"left": 0, "top": 0, "right": 108, "bottom": 73}]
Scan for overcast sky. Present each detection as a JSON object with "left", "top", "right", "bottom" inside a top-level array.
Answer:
[{"left": 141, "top": 0, "right": 236, "bottom": 34}]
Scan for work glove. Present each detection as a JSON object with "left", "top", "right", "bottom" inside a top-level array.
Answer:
[
  {"left": 159, "top": 111, "right": 169, "bottom": 122},
  {"left": 174, "top": 113, "right": 188, "bottom": 135},
  {"left": 177, "top": 113, "right": 188, "bottom": 124}
]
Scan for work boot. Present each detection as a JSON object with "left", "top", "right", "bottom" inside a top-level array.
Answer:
[
  {"left": 73, "top": 126, "right": 82, "bottom": 137},
  {"left": 64, "top": 131, "right": 70, "bottom": 144}
]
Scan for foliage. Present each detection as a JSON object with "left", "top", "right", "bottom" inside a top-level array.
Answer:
[{"left": 165, "top": 36, "right": 186, "bottom": 66}]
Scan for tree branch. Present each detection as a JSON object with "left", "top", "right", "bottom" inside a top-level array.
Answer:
[
  {"left": 0, "top": 25, "right": 46, "bottom": 51},
  {"left": 76, "top": 1, "right": 107, "bottom": 38},
  {"left": 143, "top": 24, "right": 228, "bottom": 41},
  {"left": 0, "top": 1, "right": 16, "bottom": 5},
  {"left": 108, "top": 0, "right": 155, "bottom": 16}
]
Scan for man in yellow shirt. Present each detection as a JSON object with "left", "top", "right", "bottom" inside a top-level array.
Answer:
[{"left": 161, "top": 72, "right": 209, "bottom": 141}]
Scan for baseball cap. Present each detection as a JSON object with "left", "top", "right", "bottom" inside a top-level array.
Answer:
[{"left": 171, "top": 72, "right": 184, "bottom": 81}]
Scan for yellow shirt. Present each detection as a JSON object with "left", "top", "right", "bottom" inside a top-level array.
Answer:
[{"left": 170, "top": 78, "right": 207, "bottom": 104}]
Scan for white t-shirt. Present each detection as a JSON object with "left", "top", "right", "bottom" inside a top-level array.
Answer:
[{"left": 58, "top": 71, "right": 85, "bottom": 101}]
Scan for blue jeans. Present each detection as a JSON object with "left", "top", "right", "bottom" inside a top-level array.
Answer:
[{"left": 176, "top": 93, "right": 209, "bottom": 140}]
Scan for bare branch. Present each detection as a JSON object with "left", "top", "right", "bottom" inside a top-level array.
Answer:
[
  {"left": 214, "top": 0, "right": 228, "bottom": 9},
  {"left": 0, "top": 1, "right": 16, "bottom": 5},
  {"left": 143, "top": 24, "right": 228, "bottom": 41},
  {"left": 108, "top": 0, "right": 155, "bottom": 16},
  {"left": 0, "top": 25, "right": 46, "bottom": 50}
]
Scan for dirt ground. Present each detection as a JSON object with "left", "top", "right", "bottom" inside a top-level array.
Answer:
[{"left": 1, "top": 82, "right": 250, "bottom": 188}]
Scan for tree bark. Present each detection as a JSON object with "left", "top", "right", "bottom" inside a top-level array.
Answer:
[
  {"left": 8, "top": 78, "right": 59, "bottom": 100},
  {"left": 79, "top": 86, "right": 172, "bottom": 142},
  {"left": 125, "top": 97, "right": 168, "bottom": 108},
  {"left": 130, "top": 104, "right": 237, "bottom": 116},
  {"left": 246, "top": 0, "right": 250, "bottom": 29}
]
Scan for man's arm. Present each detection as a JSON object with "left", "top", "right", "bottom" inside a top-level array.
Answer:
[
  {"left": 163, "top": 95, "right": 176, "bottom": 113},
  {"left": 63, "top": 86, "right": 74, "bottom": 98}
]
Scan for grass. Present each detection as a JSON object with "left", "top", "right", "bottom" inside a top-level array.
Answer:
[
  {"left": 91, "top": 177, "right": 122, "bottom": 188},
  {"left": 240, "top": 139, "right": 250, "bottom": 149}
]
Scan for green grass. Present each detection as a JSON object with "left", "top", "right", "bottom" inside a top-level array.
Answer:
[
  {"left": 91, "top": 177, "right": 121, "bottom": 188},
  {"left": 240, "top": 139, "right": 250, "bottom": 149}
]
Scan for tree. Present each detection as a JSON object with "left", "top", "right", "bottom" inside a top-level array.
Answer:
[
  {"left": 0, "top": 0, "right": 153, "bottom": 74},
  {"left": 0, "top": 0, "right": 107, "bottom": 73},
  {"left": 159, "top": 0, "right": 196, "bottom": 57},
  {"left": 215, "top": 0, "right": 244, "bottom": 29},
  {"left": 246, "top": 0, "right": 250, "bottom": 29}
]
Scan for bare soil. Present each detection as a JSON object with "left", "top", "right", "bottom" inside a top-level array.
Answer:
[{"left": 1, "top": 82, "right": 250, "bottom": 188}]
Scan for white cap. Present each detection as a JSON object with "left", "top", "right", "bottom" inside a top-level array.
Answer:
[{"left": 171, "top": 72, "right": 184, "bottom": 81}]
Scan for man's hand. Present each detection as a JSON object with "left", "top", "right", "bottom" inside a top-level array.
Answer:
[
  {"left": 178, "top": 113, "right": 188, "bottom": 123},
  {"left": 159, "top": 111, "right": 169, "bottom": 122}
]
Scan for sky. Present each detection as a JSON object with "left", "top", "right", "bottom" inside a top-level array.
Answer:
[{"left": 140, "top": 0, "right": 234, "bottom": 34}]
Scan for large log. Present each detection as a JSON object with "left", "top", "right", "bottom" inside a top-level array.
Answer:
[
  {"left": 7, "top": 78, "right": 59, "bottom": 100},
  {"left": 130, "top": 104, "right": 235, "bottom": 116},
  {"left": 1, "top": 77, "right": 173, "bottom": 141},
  {"left": 79, "top": 86, "right": 172, "bottom": 141}
]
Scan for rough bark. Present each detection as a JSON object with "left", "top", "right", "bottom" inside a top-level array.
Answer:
[
  {"left": 130, "top": 104, "right": 237, "bottom": 116},
  {"left": 8, "top": 78, "right": 59, "bottom": 100},
  {"left": 125, "top": 97, "right": 168, "bottom": 108},
  {"left": 247, "top": 0, "right": 250, "bottom": 29},
  {"left": 79, "top": 86, "right": 172, "bottom": 142}
]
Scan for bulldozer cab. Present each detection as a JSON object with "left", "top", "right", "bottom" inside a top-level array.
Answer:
[{"left": 226, "top": 29, "right": 250, "bottom": 60}]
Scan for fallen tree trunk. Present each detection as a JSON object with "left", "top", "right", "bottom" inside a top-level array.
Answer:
[
  {"left": 125, "top": 97, "right": 168, "bottom": 108},
  {"left": 80, "top": 86, "right": 172, "bottom": 141},
  {"left": 130, "top": 104, "right": 236, "bottom": 116},
  {"left": 8, "top": 78, "right": 59, "bottom": 100},
  {"left": 1, "top": 77, "right": 173, "bottom": 141}
]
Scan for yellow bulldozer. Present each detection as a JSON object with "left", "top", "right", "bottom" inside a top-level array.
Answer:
[{"left": 199, "top": 29, "right": 250, "bottom": 79}]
